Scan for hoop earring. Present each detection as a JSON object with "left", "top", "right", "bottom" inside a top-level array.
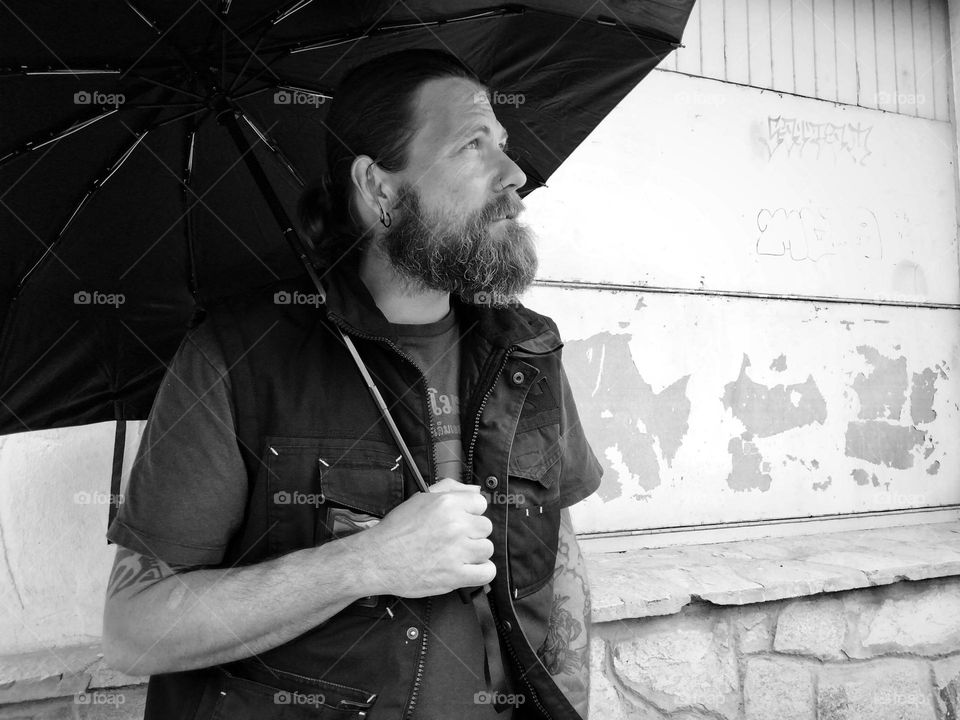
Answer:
[{"left": 378, "top": 203, "right": 392, "bottom": 228}]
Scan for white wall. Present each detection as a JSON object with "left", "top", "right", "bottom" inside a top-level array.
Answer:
[
  {"left": 0, "top": 422, "right": 141, "bottom": 654},
  {"left": 526, "top": 70, "right": 958, "bottom": 304},
  {"left": 666, "top": 0, "right": 952, "bottom": 122},
  {"left": 515, "top": 0, "right": 959, "bottom": 543}
]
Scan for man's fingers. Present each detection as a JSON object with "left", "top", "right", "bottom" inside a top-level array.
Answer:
[{"left": 428, "top": 477, "right": 480, "bottom": 493}]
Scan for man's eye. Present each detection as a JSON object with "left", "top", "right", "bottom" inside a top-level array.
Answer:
[{"left": 464, "top": 138, "right": 480, "bottom": 150}]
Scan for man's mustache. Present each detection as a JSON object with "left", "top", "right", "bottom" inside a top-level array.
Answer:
[{"left": 481, "top": 193, "right": 525, "bottom": 222}]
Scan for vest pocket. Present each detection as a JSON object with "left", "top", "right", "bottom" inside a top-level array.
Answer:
[
  {"left": 262, "top": 437, "right": 405, "bottom": 559},
  {"left": 197, "top": 666, "right": 376, "bottom": 719},
  {"left": 507, "top": 421, "right": 562, "bottom": 505},
  {"left": 506, "top": 423, "right": 563, "bottom": 599}
]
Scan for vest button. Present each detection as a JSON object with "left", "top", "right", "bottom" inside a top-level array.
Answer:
[
  {"left": 483, "top": 475, "right": 499, "bottom": 490},
  {"left": 511, "top": 370, "right": 525, "bottom": 385},
  {"left": 406, "top": 626, "right": 419, "bottom": 640},
  {"left": 502, "top": 620, "right": 513, "bottom": 632}
]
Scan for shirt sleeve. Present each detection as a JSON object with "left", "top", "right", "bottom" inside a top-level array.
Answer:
[
  {"left": 106, "top": 320, "right": 248, "bottom": 566},
  {"left": 556, "top": 360, "right": 604, "bottom": 509}
]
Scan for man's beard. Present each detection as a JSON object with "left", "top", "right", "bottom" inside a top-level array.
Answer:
[{"left": 379, "top": 182, "right": 538, "bottom": 307}]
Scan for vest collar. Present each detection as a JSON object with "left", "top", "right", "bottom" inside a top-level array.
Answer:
[{"left": 314, "top": 261, "right": 561, "bottom": 353}]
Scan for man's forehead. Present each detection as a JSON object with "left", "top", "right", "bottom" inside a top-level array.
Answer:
[{"left": 411, "top": 76, "right": 504, "bottom": 149}]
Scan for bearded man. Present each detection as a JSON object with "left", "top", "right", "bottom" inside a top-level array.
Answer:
[{"left": 102, "top": 48, "right": 603, "bottom": 720}]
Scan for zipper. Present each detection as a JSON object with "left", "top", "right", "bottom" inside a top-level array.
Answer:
[
  {"left": 326, "top": 314, "right": 439, "bottom": 486},
  {"left": 491, "top": 600, "right": 552, "bottom": 718},
  {"left": 464, "top": 346, "right": 551, "bottom": 717},
  {"left": 465, "top": 346, "right": 563, "bottom": 719},
  {"left": 323, "top": 314, "right": 441, "bottom": 720},
  {"left": 403, "top": 596, "right": 432, "bottom": 719},
  {"left": 464, "top": 347, "right": 514, "bottom": 480}
]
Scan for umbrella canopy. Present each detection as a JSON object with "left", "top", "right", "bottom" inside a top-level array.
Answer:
[{"left": 0, "top": 0, "right": 695, "bottom": 436}]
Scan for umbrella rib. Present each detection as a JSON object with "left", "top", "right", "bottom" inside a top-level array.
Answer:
[
  {"left": 229, "top": 53, "right": 289, "bottom": 96},
  {"left": 181, "top": 120, "right": 202, "bottom": 304},
  {"left": 0, "top": 108, "right": 119, "bottom": 167},
  {"left": 121, "top": 0, "right": 204, "bottom": 86},
  {"left": 232, "top": 78, "right": 333, "bottom": 102},
  {"left": 259, "top": 5, "right": 680, "bottom": 57},
  {"left": 234, "top": 108, "right": 306, "bottom": 187},
  {"left": 226, "top": 33, "right": 266, "bottom": 93},
  {"left": 265, "top": 6, "right": 520, "bottom": 55},
  {"left": 2, "top": 66, "right": 121, "bottom": 77},
  {"left": 14, "top": 105, "right": 170, "bottom": 295},
  {"left": 146, "top": 106, "right": 210, "bottom": 132},
  {"left": 129, "top": 73, "right": 206, "bottom": 100},
  {"left": 236, "top": 0, "right": 319, "bottom": 42}
]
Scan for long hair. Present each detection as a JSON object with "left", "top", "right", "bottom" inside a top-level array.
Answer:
[{"left": 299, "top": 49, "right": 487, "bottom": 269}]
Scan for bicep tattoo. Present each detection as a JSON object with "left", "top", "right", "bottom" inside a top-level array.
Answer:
[{"left": 107, "top": 547, "right": 191, "bottom": 599}]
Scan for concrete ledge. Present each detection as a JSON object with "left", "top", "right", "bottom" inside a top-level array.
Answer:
[
  {"left": 0, "top": 643, "right": 146, "bottom": 706},
  {"left": 586, "top": 520, "right": 960, "bottom": 623}
]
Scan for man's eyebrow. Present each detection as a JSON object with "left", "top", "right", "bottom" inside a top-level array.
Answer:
[{"left": 458, "top": 123, "right": 509, "bottom": 143}]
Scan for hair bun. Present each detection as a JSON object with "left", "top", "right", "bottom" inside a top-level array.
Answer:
[{"left": 298, "top": 180, "right": 332, "bottom": 245}]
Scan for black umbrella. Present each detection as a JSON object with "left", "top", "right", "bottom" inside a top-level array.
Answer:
[{"left": 0, "top": 0, "right": 695, "bottom": 438}]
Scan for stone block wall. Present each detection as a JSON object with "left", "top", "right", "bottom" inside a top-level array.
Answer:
[
  {"left": 589, "top": 576, "right": 960, "bottom": 719},
  {"left": 3, "top": 576, "right": 960, "bottom": 718}
]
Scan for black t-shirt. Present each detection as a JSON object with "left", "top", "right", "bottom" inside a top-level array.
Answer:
[{"left": 389, "top": 306, "right": 495, "bottom": 718}]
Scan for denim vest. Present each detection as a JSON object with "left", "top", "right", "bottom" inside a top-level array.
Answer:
[{"left": 142, "top": 263, "right": 600, "bottom": 720}]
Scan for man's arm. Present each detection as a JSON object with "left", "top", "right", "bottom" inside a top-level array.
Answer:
[
  {"left": 537, "top": 506, "right": 591, "bottom": 718},
  {"left": 103, "top": 479, "right": 495, "bottom": 677},
  {"left": 102, "top": 538, "right": 380, "bottom": 676}
]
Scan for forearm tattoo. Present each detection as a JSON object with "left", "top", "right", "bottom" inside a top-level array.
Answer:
[
  {"left": 107, "top": 547, "right": 187, "bottom": 598},
  {"left": 537, "top": 508, "right": 591, "bottom": 709}
]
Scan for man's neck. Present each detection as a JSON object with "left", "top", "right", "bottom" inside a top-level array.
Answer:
[{"left": 358, "top": 244, "right": 451, "bottom": 324}]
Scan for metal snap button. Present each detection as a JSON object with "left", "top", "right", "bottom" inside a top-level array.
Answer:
[
  {"left": 483, "top": 475, "right": 499, "bottom": 490},
  {"left": 406, "top": 626, "right": 419, "bottom": 640},
  {"left": 502, "top": 620, "right": 513, "bottom": 632},
  {"left": 511, "top": 370, "right": 525, "bottom": 385}
]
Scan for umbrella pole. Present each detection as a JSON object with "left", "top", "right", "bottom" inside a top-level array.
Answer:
[{"left": 215, "top": 105, "right": 431, "bottom": 495}]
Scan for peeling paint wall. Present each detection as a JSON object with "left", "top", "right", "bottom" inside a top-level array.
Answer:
[
  {"left": 520, "top": 25, "right": 958, "bottom": 537},
  {"left": 521, "top": 288, "right": 959, "bottom": 535}
]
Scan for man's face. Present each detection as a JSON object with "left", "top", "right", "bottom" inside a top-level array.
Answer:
[{"left": 379, "top": 76, "right": 536, "bottom": 306}]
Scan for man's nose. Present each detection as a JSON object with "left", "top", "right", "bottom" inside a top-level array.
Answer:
[{"left": 497, "top": 150, "right": 527, "bottom": 193}]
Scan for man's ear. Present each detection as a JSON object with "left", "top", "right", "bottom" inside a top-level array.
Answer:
[{"left": 349, "top": 155, "right": 396, "bottom": 217}]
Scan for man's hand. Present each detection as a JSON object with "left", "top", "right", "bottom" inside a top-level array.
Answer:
[{"left": 359, "top": 477, "right": 496, "bottom": 597}]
